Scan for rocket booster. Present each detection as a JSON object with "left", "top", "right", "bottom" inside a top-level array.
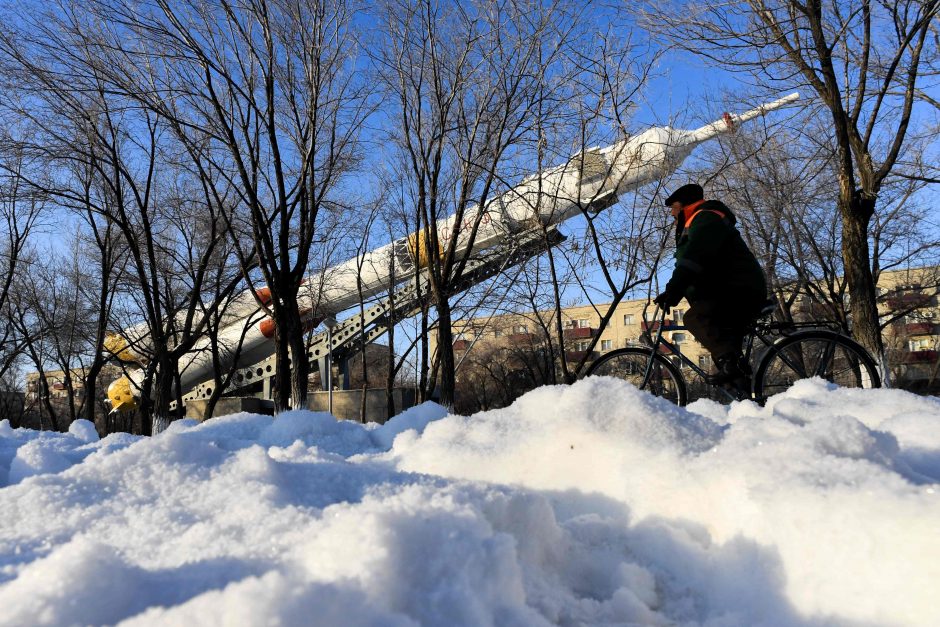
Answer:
[{"left": 106, "top": 93, "right": 799, "bottom": 411}]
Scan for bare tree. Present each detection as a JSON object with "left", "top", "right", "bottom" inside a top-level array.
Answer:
[
  {"left": 78, "top": 0, "right": 373, "bottom": 414},
  {"left": 0, "top": 7, "right": 254, "bottom": 433},
  {"left": 0, "top": 368, "right": 24, "bottom": 428},
  {"left": 350, "top": 201, "right": 383, "bottom": 421},
  {"left": 10, "top": 269, "right": 62, "bottom": 431},
  {"left": 0, "top": 149, "right": 44, "bottom": 384},
  {"left": 70, "top": 174, "right": 126, "bottom": 431},
  {"left": 375, "top": 0, "right": 588, "bottom": 406},
  {"left": 694, "top": 120, "right": 940, "bottom": 334},
  {"left": 638, "top": 0, "right": 940, "bottom": 379},
  {"left": 500, "top": 22, "right": 667, "bottom": 383}
]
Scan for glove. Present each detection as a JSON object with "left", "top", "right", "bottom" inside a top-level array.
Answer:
[{"left": 653, "top": 289, "right": 681, "bottom": 309}]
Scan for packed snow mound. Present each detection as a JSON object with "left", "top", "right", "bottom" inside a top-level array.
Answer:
[{"left": 0, "top": 378, "right": 938, "bottom": 626}]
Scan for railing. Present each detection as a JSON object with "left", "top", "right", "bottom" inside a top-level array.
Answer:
[
  {"left": 902, "top": 350, "right": 938, "bottom": 364},
  {"left": 887, "top": 293, "right": 934, "bottom": 309},
  {"left": 507, "top": 332, "right": 541, "bottom": 345},
  {"left": 565, "top": 350, "right": 597, "bottom": 362},
  {"left": 563, "top": 327, "right": 596, "bottom": 339},
  {"left": 641, "top": 319, "right": 677, "bottom": 332},
  {"left": 904, "top": 322, "right": 935, "bottom": 335}
]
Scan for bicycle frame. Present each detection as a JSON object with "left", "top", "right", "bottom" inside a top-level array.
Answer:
[
  {"left": 638, "top": 304, "right": 812, "bottom": 402},
  {"left": 637, "top": 306, "right": 740, "bottom": 401}
]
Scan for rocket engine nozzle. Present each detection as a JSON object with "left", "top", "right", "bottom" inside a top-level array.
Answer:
[{"left": 107, "top": 376, "right": 139, "bottom": 413}]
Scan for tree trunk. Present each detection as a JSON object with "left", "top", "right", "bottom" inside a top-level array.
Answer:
[
  {"left": 84, "top": 361, "right": 103, "bottom": 433},
  {"left": 272, "top": 293, "right": 308, "bottom": 413},
  {"left": 417, "top": 305, "right": 430, "bottom": 402},
  {"left": 385, "top": 314, "right": 397, "bottom": 421},
  {"left": 289, "top": 328, "right": 308, "bottom": 411},
  {"left": 150, "top": 354, "right": 177, "bottom": 435},
  {"left": 840, "top": 191, "right": 887, "bottom": 381},
  {"left": 385, "top": 375, "right": 396, "bottom": 421},
  {"left": 359, "top": 337, "right": 368, "bottom": 422},
  {"left": 62, "top": 371, "right": 77, "bottom": 426},
  {"left": 545, "top": 244, "right": 574, "bottom": 384},
  {"left": 272, "top": 335, "right": 292, "bottom": 413},
  {"left": 435, "top": 296, "right": 456, "bottom": 408},
  {"left": 137, "top": 370, "right": 154, "bottom": 436},
  {"left": 39, "top": 379, "right": 59, "bottom": 432}
]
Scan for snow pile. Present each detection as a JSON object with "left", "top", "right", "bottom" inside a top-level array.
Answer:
[{"left": 0, "top": 378, "right": 938, "bottom": 626}]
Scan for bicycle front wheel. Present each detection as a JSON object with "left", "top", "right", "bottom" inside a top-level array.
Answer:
[
  {"left": 586, "top": 347, "right": 687, "bottom": 406},
  {"left": 754, "top": 330, "right": 881, "bottom": 400}
]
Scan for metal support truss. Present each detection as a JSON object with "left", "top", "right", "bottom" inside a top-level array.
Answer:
[{"left": 178, "top": 226, "right": 564, "bottom": 407}]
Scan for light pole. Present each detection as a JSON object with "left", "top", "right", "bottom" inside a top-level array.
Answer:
[{"left": 322, "top": 315, "right": 337, "bottom": 415}]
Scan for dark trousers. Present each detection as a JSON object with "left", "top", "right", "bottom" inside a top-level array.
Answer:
[{"left": 683, "top": 298, "right": 763, "bottom": 360}]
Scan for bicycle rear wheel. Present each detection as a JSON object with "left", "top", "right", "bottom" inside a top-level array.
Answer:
[
  {"left": 754, "top": 330, "right": 881, "bottom": 400},
  {"left": 585, "top": 347, "right": 687, "bottom": 406}
]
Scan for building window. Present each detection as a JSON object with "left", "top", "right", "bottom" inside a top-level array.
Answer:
[
  {"left": 567, "top": 318, "right": 591, "bottom": 329},
  {"left": 574, "top": 340, "right": 591, "bottom": 351},
  {"left": 671, "top": 332, "right": 686, "bottom": 343},
  {"left": 600, "top": 339, "right": 612, "bottom": 351},
  {"left": 513, "top": 324, "right": 528, "bottom": 334},
  {"left": 909, "top": 338, "right": 933, "bottom": 352},
  {"left": 493, "top": 328, "right": 502, "bottom": 338},
  {"left": 698, "top": 355, "right": 712, "bottom": 369},
  {"left": 672, "top": 308, "right": 684, "bottom": 323},
  {"left": 623, "top": 313, "right": 635, "bottom": 325}
]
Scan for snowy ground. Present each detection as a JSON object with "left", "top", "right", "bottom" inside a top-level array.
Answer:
[{"left": 0, "top": 378, "right": 938, "bottom": 627}]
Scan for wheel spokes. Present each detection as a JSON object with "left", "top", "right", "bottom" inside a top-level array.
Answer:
[
  {"left": 590, "top": 351, "right": 683, "bottom": 405},
  {"left": 813, "top": 339, "right": 837, "bottom": 378},
  {"left": 758, "top": 334, "right": 879, "bottom": 399}
]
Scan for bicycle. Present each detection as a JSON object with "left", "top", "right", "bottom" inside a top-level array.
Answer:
[{"left": 585, "top": 300, "right": 881, "bottom": 406}]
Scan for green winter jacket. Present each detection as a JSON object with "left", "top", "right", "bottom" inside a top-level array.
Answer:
[{"left": 665, "top": 200, "right": 767, "bottom": 305}]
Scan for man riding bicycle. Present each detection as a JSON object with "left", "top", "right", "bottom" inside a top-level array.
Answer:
[{"left": 654, "top": 183, "right": 768, "bottom": 396}]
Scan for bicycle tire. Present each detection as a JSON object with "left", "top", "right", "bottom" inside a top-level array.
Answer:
[
  {"left": 754, "top": 329, "right": 881, "bottom": 400},
  {"left": 585, "top": 347, "right": 688, "bottom": 406}
]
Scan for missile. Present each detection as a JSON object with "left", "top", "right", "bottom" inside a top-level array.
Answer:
[{"left": 106, "top": 93, "right": 799, "bottom": 412}]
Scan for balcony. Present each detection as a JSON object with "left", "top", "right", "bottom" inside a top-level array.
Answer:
[
  {"left": 641, "top": 319, "right": 677, "bottom": 332},
  {"left": 507, "top": 332, "right": 540, "bottom": 346},
  {"left": 452, "top": 339, "right": 470, "bottom": 351},
  {"left": 886, "top": 293, "right": 933, "bottom": 310},
  {"left": 905, "top": 322, "right": 936, "bottom": 336},
  {"left": 563, "top": 327, "right": 596, "bottom": 339},
  {"left": 902, "top": 350, "right": 938, "bottom": 364},
  {"left": 565, "top": 350, "right": 597, "bottom": 362}
]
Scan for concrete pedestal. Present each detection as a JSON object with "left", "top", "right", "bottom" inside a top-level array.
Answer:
[
  {"left": 184, "top": 396, "right": 274, "bottom": 421},
  {"left": 307, "top": 387, "right": 416, "bottom": 424}
]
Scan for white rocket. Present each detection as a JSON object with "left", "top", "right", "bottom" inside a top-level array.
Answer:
[{"left": 106, "top": 93, "right": 800, "bottom": 411}]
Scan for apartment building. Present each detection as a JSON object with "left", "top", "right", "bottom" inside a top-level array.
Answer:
[
  {"left": 439, "top": 265, "right": 940, "bottom": 406},
  {"left": 25, "top": 364, "right": 127, "bottom": 403},
  {"left": 876, "top": 266, "right": 940, "bottom": 391},
  {"left": 448, "top": 299, "right": 708, "bottom": 373}
]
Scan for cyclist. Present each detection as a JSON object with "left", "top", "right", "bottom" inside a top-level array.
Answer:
[{"left": 654, "top": 183, "right": 767, "bottom": 396}]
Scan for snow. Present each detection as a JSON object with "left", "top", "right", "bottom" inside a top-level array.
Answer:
[{"left": 0, "top": 378, "right": 938, "bottom": 626}]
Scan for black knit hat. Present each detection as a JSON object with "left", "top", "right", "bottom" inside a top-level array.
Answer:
[{"left": 664, "top": 183, "right": 704, "bottom": 206}]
